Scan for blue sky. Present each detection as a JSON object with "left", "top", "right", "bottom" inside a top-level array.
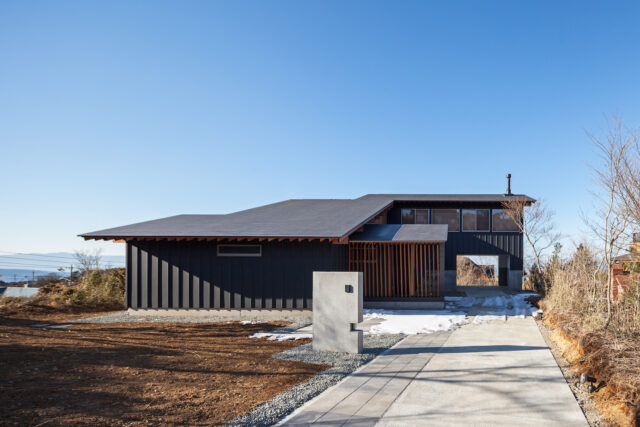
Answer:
[{"left": 1, "top": 1, "right": 639, "bottom": 258}]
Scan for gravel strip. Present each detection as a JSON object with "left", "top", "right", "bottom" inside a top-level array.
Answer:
[
  {"left": 73, "top": 311, "right": 311, "bottom": 324},
  {"left": 231, "top": 333, "right": 405, "bottom": 426}
]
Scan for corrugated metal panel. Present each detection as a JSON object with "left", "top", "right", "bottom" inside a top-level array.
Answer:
[{"left": 127, "top": 240, "right": 348, "bottom": 310}]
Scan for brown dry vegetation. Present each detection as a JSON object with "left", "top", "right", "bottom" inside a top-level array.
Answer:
[
  {"left": 541, "top": 245, "right": 640, "bottom": 426},
  {"left": 0, "top": 267, "right": 127, "bottom": 316},
  {"left": 456, "top": 256, "right": 498, "bottom": 286},
  {"left": 544, "top": 324, "right": 633, "bottom": 425},
  {"left": 0, "top": 304, "right": 325, "bottom": 426},
  {"left": 38, "top": 267, "right": 126, "bottom": 308}
]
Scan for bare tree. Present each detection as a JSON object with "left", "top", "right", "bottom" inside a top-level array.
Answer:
[
  {"left": 584, "top": 117, "right": 633, "bottom": 328},
  {"left": 613, "top": 121, "right": 640, "bottom": 229},
  {"left": 75, "top": 249, "right": 103, "bottom": 273},
  {"left": 502, "top": 198, "right": 561, "bottom": 270}
]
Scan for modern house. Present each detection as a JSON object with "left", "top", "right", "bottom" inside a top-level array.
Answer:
[{"left": 81, "top": 187, "right": 534, "bottom": 313}]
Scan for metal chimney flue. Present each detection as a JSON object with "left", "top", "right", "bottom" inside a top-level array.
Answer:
[{"left": 506, "top": 173, "right": 512, "bottom": 195}]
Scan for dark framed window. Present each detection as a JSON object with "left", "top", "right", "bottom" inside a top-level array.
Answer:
[
  {"left": 415, "top": 209, "right": 429, "bottom": 224},
  {"left": 462, "top": 209, "right": 490, "bottom": 231},
  {"left": 217, "top": 244, "right": 262, "bottom": 257},
  {"left": 431, "top": 209, "right": 460, "bottom": 231},
  {"left": 492, "top": 209, "right": 520, "bottom": 232},
  {"left": 401, "top": 209, "right": 415, "bottom": 224}
]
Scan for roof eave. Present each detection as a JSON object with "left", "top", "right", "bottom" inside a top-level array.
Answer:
[
  {"left": 79, "top": 235, "right": 343, "bottom": 243},
  {"left": 349, "top": 240, "right": 447, "bottom": 244}
]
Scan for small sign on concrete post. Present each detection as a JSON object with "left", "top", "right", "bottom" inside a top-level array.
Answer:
[{"left": 312, "top": 271, "right": 363, "bottom": 354}]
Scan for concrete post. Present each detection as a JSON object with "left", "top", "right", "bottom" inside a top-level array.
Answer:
[{"left": 312, "top": 271, "right": 363, "bottom": 354}]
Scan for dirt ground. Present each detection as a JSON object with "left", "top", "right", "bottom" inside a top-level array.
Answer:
[{"left": 0, "top": 304, "right": 326, "bottom": 426}]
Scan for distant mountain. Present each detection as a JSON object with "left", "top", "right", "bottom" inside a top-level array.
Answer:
[
  {"left": 0, "top": 252, "right": 125, "bottom": 277},
  {"left": 0, "top": 269, "right": 63, "bottom": 283}
]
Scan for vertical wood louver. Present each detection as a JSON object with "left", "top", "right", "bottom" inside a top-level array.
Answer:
[{"left": 348, "top": 242, "right": 441, "bottom": 298}]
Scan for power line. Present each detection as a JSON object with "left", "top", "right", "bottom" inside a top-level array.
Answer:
[
  {"left": 0, "top": 260, "right": 123, "bottom": 269},
  {"left": 0, "top": 251, "right": 124, "bottom": 265},
  {"left": 0, "top": 256, "right": 78, "bottom": 266},
  {"left": 0, "top": 260, "right": 74, "bottom": 268},
  {"left": 0, "top": 250, "right": 78, "bottom": 261}
]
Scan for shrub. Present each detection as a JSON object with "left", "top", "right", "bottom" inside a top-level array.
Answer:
[
  {"left": 543, "top": 245, "right": 605, "bottom": 330},
  {"left": 69, "top": 268, "right": 125, "bottom": 307},
  {"left": 611, "top": 279, "right": 640, "bottom": 339},
  {"left": 542, "top": 245, "right": 640, "bottom": 417},
  {"left": 38, "top": 268, "right": 125, "bottom": 309},
  {"left": 525, "top": 264, "right": 550, "bottom": 295}
]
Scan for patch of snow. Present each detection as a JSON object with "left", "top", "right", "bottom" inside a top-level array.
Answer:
[
  {"left": 248, "top": 293, "right": 543, "bottom": 339},
  {"left": 31, "top": 323, "right": 49, "bottom": 327},
  {"left": 367, "top": 293, "right": 542, "bottom": 334},
  {"left": 473, "top": 294, "right": 541, "bottom": 322},
  {"left": 240, "top": 320, "right": 256, "bottom": 325},
  {"left": 47, "top": 324, "right": 72, "bottom": 329},
  {"left": 364, "top": 309, "right": 469, "bottom": 335},
  {"left": 250, "top": 332, "right": 312, "bottom": 341}
]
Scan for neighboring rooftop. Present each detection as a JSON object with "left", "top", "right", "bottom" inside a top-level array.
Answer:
[{"left": 80, "top": 193, "right": 534, "bottom": 241}]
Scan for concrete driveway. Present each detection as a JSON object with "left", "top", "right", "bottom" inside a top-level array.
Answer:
[{"left": 283, "top": 317, "right": 587, "bottom": 426}]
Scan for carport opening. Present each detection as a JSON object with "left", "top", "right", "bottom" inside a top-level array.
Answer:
[{"left": 456, "top": 255, "right": 499, "bottom": 286}]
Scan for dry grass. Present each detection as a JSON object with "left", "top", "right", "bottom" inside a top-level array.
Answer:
[
  {"left": 1, "top": 268, "right": 126, "bottom": 312},
  {"left": 541, "top": 245, "right": 640, "bottom": 426},
  {"left": 456, "top": 256, "right": 498, "bottom": 286},
  {"left": 43, "top": 268, "right": 126, "bottom": 308}
]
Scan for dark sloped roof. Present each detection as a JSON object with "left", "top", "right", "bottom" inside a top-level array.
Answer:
[
  {"left": 80, "top": 193, "right": 534, "bottom": 240},
  {"left": 349, "top": 224, "right": 448, "bottom": 242},
  {"left": 80, "top": 198, "right": 391, "bottom": 239}
]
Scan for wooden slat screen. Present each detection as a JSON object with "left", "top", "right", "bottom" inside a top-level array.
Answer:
[{"left": 349, "top": 242, "right": 440, "bottom": 298}]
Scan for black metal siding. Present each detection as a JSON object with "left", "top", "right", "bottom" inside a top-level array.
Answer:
[
  {"left": 127, "top": 240, "right": 348, "bottom": 310},
  {"left": 444, "top": 232, "right": 523, "bottom": 270},
  {"left": 387, "top": 203, "right": 524, "bottom": 271}
]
